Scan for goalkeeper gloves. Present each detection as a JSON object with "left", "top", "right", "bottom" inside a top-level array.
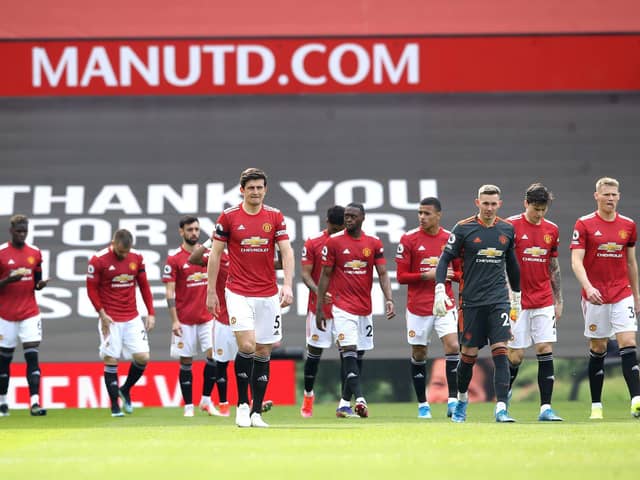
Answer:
[
  {"left": 433, "top": 283, "right": 453, "bottom": 317},
  {"left": 510, "top": 291, "right": 521, "bottom": 321}
]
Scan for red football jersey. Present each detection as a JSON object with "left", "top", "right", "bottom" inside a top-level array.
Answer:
[
  {"left": 301, "top": 230, "right": 333, "bottom": 319},
  {"left": 508, "top": 214, "right": 560, "bottom": 309},
  {"left": 395, "top": 227, "right": 460, "bottom": 316},
  {"left": 162, "top": 246, "right": 214, "bottom": 325},
  {"left": 322, "top": 230, "right": 386, "bottom": 316},
  {"left": 0, "top": 242, "right": 42, "bottom": 321},
  {"left": 213, "top": 203, "right": 289, "bottom": 297},
  {"left": 87, "top": 247, "right": 152, "bottom": 321},
  {"left": 570, "top": 211, "right": 637, "bottom": 304}
]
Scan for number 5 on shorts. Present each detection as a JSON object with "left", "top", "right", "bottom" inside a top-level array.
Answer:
[{"left": 274, "top": 315, "right": 281, "bottom": 335}]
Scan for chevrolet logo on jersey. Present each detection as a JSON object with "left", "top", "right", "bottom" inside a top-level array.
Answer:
[
  {"left": 186, "top": 272, "right": 207, "bottom": 282},
  {"left": 11, "top": 267, "right": 31, "bottom": 276},
  {"left": 598, "top": 243, "right": 623, "bottom": 252},
  {"left": 344, "top": 260, "right": 368, "bottom": 269},
  {"left": 477, "top": 248, "right": 503, "bottom": 257},
  {"left": 523, "top": 246, "right": 547, "bottom": 257},
  {"left": 112, "top": 274, "right": 134, "bottom": 283},
  {"left": 420, "top": 257, "right": 439, "bottom": 266},
  {"left": 240, "top": 237, "right": 269, "bottom": 247}
]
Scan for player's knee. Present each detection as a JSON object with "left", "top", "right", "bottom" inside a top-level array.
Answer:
[
  {"left": 179, "top": 357, "right": 193, "bottom": 366},
  {"left": 255, "top": 343, "right": 273, "bottom": 358},
  {"left": 411, "top": 345, "right": 427, "bottom": 362},
  {"left": 508, "top": 348, "right": 524, "bottom": 365},
  {"left": 589, "top": 339, "right": 608, "bottom": 354},
  {"left": 307, "top": 345, "right": 323, "bottom": 356},
  {"left": 22, "top": 341, "right": 40, "bottom": 349},
  {"left": 133, "top": 352, "right": 149, "bottom": 365},
  {"left": 534, "top": 343, "right": 552, "bottom": 356}
]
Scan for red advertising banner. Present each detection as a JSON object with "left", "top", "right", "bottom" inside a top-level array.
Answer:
[
  {"left": 7, "top": 360, "right": 296, "bottom": 409},
  {"left": 1, "top": 35, "right": 638, "bottom": 96}
]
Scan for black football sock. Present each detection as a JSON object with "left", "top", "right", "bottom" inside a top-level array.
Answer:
[
  {"left": 216, "top": 361, "right": 229, "bottom": 403},
  {"left": 303, "top": 351, "right": 321, "bottom": 393},
  {"left": 537, "top": 353, "right": 555, "bottom": 405},
  {"left": 250, "top": 355, "right": 270, "bottom": 415},
  {"left": 121, "top": 361, "right": 146, "bottom": 392},
  {"left": 202, "top": 357, "right": 217, "bottom": 397},
  {"left": 588, "top": 350, "right": 606, "bottom": 403},
  {"left": 620, "top": 347, "right": 640, "bottom": 398},
  {"left": 457, "top": 353, "right": 476, "bottom": 395},
  {"left": 235, "top": 351, "right": 253, "bottom": 406},
  {"left": 410, "top": 357, "right": 427, "bottom": 403},
  {"left": 179, "top": 363, "right": 193, "bottom": 405},
  {"left": 104, "top": 365, "right": 120, "bottom": 410},
  {"left": 445, "top": 353, "right": 460, "bottom": 398}
]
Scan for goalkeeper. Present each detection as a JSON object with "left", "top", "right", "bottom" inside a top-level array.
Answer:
[{"left": 433, "top": 184, "right": 521, "bottom": 423}]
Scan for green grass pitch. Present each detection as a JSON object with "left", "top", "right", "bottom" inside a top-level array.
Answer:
[{"left": 2, "top": 400, "right": 639, "bottom": 479}]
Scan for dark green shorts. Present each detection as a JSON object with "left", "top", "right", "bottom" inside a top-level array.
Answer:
[{"left": 459, "top": 303, "right": 511, "bottom": 348}]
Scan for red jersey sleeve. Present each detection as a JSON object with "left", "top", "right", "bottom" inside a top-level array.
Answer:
[
  {"left": 570, "top": 220, "right": 588, "bottom": 249},
  {"left": 301, "top": 238, "right": 314, "bottom": 266},
  {"left": 136, "top": 253, "right": 155, "bottom": 315},
  {"left": 86, "top": 256, "right": 103, "bottom": 311},
  {"left": 213, "top": 211, "right": 230, "bottom": 243},
  {"left": 321, "top": 239, "right": 336, "bottom": 268},
  {"left": 161, "top": 254, "right": 178, "bottom": 284},
  {"left": 275, "top": 211, "right": 290, "bottom": 242}
]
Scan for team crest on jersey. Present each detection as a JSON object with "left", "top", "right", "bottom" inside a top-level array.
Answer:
[
  {"left": 230, "top": 317, "right": 237, "bottom": 325},
  {"left": 262, "top": 223, "right": 273, "bottom": 233},
  {"left": 129, "top": 262, "right": 137, "bottom": 271},
  {"left": 473, "top": 237, "right": 482, "bottom": 243},
  {"left": 499, "top": 235, "right": 508, "bottom": 245},
  {"left": 544, "top": 234, "right": 553, "bottom": 244},
  {"left": 311, "top": 334, "right": 319, "bottom": 341},
  {"left": 27, "top": 256, "right": 35, "bottom": 265},
  {"left": 177, "top": 342, "right": 184, "bottom": 349},
  {"left": 619, "top": 230, "right": 629, "bottom": 240},
  {"left": 589, "top": 324, "right": 597, "bottom": 332},
  {"left": 408, "top": 330, "right": 416, "bottom": 338},
  {"left": 338, "top": 333, "right": 345, "bottom": 341},
  {"left": 217, "top": 348, "right": 224, "bottom": 355},
  {"left": 362, "top": 247, "right": 372, "bottom": 257}
]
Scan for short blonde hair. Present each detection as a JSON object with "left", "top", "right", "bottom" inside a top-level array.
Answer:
[
  {"left": 477, "top": 184, "right": 501, "bottom": 197},
  {"left": 595, "top": 177, "right": 619, "bottom": 191}
]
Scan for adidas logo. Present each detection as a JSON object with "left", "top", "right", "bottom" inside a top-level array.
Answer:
[
  {"left": 546, "top": 375, "right": 555, "bottom": 381},
  {"left": 343, "top": 248, "right": 351, "bottom": 254},
  {"left": 182, "top": 263, "right": 190, "bottom": 269},
  {"left": 521, "top": 234, "right": 529, "bottom": 240},
  {"left": 414, "top": 373, "right": 425, "bottom": 379},
  {"left": 109, "top": 265, "right": 116, "bottom": 271},
  {"left": 256, "top": 375, "right": 268, "bottom": 382},
  {"left": 346, "top": 372, "right": 358, "bottom": 379},
  {"left": 8, "top": 259, "right": 15, "bottom": 265},
  {"left": 596, "top": 369, "right": 604, "bottom": 376},
  {"left": 418, "top": 245, "right": 426, "bottom": 251},
  {"left": 181, "top": 381, "right": 192, "bottom": 385},
  {"left": 238, "top": 224, "right": 246, "bottom": 230},
  {"left": 237, "top": 373, "right": 249, "bottom": 379},
  {"left": 594, "top": 230, "right": 603, "bottom": 236}
]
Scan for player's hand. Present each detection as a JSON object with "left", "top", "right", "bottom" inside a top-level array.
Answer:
[
  {"left": 510, "top": 291, "right": 521, "bottom": 321},
  {"left": 315, "top": 310, "right": 327, "bottom": 332},
  {"left": 206, "top": 291, "right": 220, "bottom": 315},
  {"left": 554, "top": 301, "right": 563, "bottom": 322},
  {"left": 99, "top": 312, "right": 114, "bottom": 337},
  {"left": 446, "top": 268, "right": 455, "bottom": 281},
  {"left": 585, "top": 286, "right": 604, "bottom": 305},
  {"left": 35, "top": 278, "right": 50, "bottom": 290},
  {"left": 6, "top": 272, "right": 24, "bottom": 283},
  {"left": 385, "top": 299, "right": 396, "bottom": 320},
  {"left": 145, "top": 315, "right": 156, "bottom": 332},
  {"left": 323, "top": 291, "right": 333, "bottom": 304},
  {"left": 433, "top": 283, "right": 452, "bottom": 317},
  {"left": 171, "top": 321, "right": 182, "bottom": 337},
  {"left": 280, "top": 285, "right": 293, "bottom": 308}
]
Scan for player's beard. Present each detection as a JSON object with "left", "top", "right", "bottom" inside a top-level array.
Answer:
[{"left": 184, "top": 237, "right": 198, "bottom": 246}]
